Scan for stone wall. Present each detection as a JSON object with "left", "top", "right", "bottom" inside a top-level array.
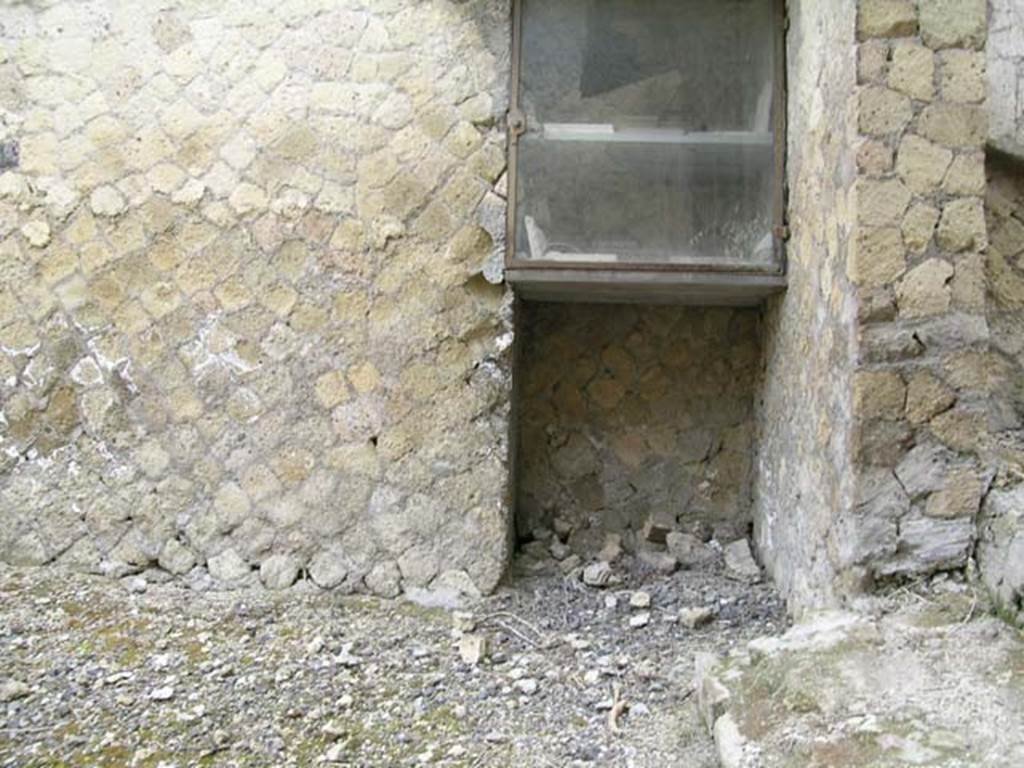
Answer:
[
  {"left": 754, "top": 0, "right": 1002, "bottom": 612},
  {"left": 752, "top": 0, "right": 859, "bottom": 611},
  {"left": 845, "top": 0, "right": 992, "bottom": 589},
  {"left": 517, "top": 303, "right": 759, "bottom": 550},
  {"left": 0, "top": 0, "right": 514, "bottom": 595},
  {"left": 989, "top": 0, "right": 1024, "bottom": 156},
  {"left": 979, "top": 152, "right": 1024, "bottom": 625}
]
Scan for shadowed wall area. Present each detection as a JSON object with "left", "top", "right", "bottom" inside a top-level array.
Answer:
[{"left": 515, "top": 302, "right": 759, "bottom": 551}]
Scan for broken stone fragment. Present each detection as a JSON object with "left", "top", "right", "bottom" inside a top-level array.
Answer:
[
  {"left": 521, "top": 540, "right": 549, "bottom": 559},
  {"left": 452, "top": 611, "right": 476, "bottom": 633},
  {"left": 629, "top": 591, "right": 652, "bottom": 609},
  {"left": 694, "top": 652, "right": 731, "bottom": 732},
  {"left": 559, "top": 554, "right": 582, "bottom": 574},
  {"left": 680, "top": 606, "right": 716, "bottom": 629},
  {"left": 531, "top": 526, "right": 553, "bottom": 542},
  {"left": 582, "top": 561, "right": 614, "bottom": 587},
  {"left": 458, "top": 633, "right": 489, "bottom": 665},
  {"left": 568, "top": 525, "right": 606, "bottom": 557},
  {"left": 641, "top": 511, "right": 676, "bottom": 544},
  {"left": 323, "top": 742, "right": 348, "bottom": 763},
  {"left": 687, "top": 520, "right": 715, "bottom": 543},
  {"left": 549, "top": 540, "right": 570, "bottom": 560},
  {"left": 0, "top": 679, "right": 30, "bottom": 703},
  {"left": 552, "top": 517, "right": 573, "bottom": 539},
  {"left": 321, "top": 719, "right": 346, "bottom": 741},
  {"left": 513, "top": 677, "right": 538, "bottom": 695},
  {"left": 629, "top": 612, "right": 650, "bottom": 629},
  {"left": 149, "top": 686, "right": 175, "bottom": 702},
  {"left": 723, "top": 540, "right": 761, "bottom": 582},
  {"left": 638, "top": 549, "right": 678, "bottom": 574},
  {"left": 666, "top": 531, "right": 714, "bottom": 569},
  {"left": 598, "top": 533, "right": 622, "bottom": 563}
]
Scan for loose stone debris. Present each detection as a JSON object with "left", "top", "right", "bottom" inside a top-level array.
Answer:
[
  {"left": 0, "top": 682, "right": 29, "bottom": 704},
  {"left": 628, "top": 613, "right": 651, "bottom": 629},
  {"left": 723, "top": 539, "right": 762, "bottom": 583},
  {"left": 629, "top": 591, "right": 652, "bottom": 609},
  {"left": 680, "top": 607, "right": 716, "bottom": 630},
  {"left": 0, "top": 557, "right": 784, "bottom": 767},
  {"left": 457, "top": 634, "right": 488, "bottom": 666}
]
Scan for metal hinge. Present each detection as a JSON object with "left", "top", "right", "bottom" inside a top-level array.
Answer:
[{"left": 507, "top": 108, "right": 527, "bottom": 140}]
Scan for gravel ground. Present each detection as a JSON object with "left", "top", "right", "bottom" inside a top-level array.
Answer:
[{"left": 0, "top": 556, "right": 785, "bottom": 767}]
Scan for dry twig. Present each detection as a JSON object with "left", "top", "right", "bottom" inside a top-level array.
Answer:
[
  {"left": 607, "top": 682, "right": 629, "bottom": 734},
  {"left": 479, "top": 611, "right": 547, "bottom": 648}
]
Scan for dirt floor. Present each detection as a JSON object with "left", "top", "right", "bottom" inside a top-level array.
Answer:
[{"left": 0, "top": 555, "right": 785, "bottom": 767}]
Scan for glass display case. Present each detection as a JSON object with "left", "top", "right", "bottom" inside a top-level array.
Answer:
[{"left": 505, "top": 0, "right": 787, "bottom": 304}]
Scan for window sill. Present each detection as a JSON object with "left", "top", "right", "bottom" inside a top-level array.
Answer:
[{"left": 506, "top": 267, "right": 786, "bottom": 306}]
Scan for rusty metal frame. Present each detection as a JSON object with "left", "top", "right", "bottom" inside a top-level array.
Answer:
[{"left": 504, "top": 0, "right": 788, "bottom": 279}]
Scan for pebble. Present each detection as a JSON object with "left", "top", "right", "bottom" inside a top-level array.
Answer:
[
  {"left": 680, "top": 606, "right": 716, "bottom": 629},
  {"left": 666, "top": 532, "right": 714, "bottom": 568},
  {"left": 149, "top": 686, "right": 175, "bottom": 701},
  {"left": 582, "top": 562, "right": 613, "bottom": 587},
  {"left": 549, "top": 541, "right": 571, "bottom": 560},
  {"left": 452, "top": 611, "right": 476, "bottom": 633},
  {"left": 0, "top": 679, "right": 30, "bottom": 702},
  {"left": 324, "top": 742, "right": 348, "bottom": 762},
  {"left": 126, "top": 576, "right": 147, "bottom": 594},
  {"left": 321, "top": 720, "right": 346, "bottom": 740},
  {"left": 458, "top": 633, "right": 489, "bottom": 665},
  {"left": 629, "top": 612, "right": 651, "bottom": 629},
  {"left": 514, "top": 678, "right": 539, "bottom": 695},
  {"left": 335, "top": 644, "right": 362, "bottom": 667},
  {"left": 629, "top": 591, "right": 652, "bottom": 609},
  {"left": 552, "top": 517, "right": 573, "bottom": 538},
  {"left": 598, "top": 533, "right": 623, "bottom": 563},
  {"left": 567, "top": 635, "right": 591, "bottom": 651}
]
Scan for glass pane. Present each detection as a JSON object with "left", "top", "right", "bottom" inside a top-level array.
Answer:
[{"left": 515, "top": 0, "right": 777, "bottom": 266}]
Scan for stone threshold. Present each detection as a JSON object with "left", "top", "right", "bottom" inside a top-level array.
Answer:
[{"left": 695, "top": 588, "right": 1024, "bottom": 767}]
